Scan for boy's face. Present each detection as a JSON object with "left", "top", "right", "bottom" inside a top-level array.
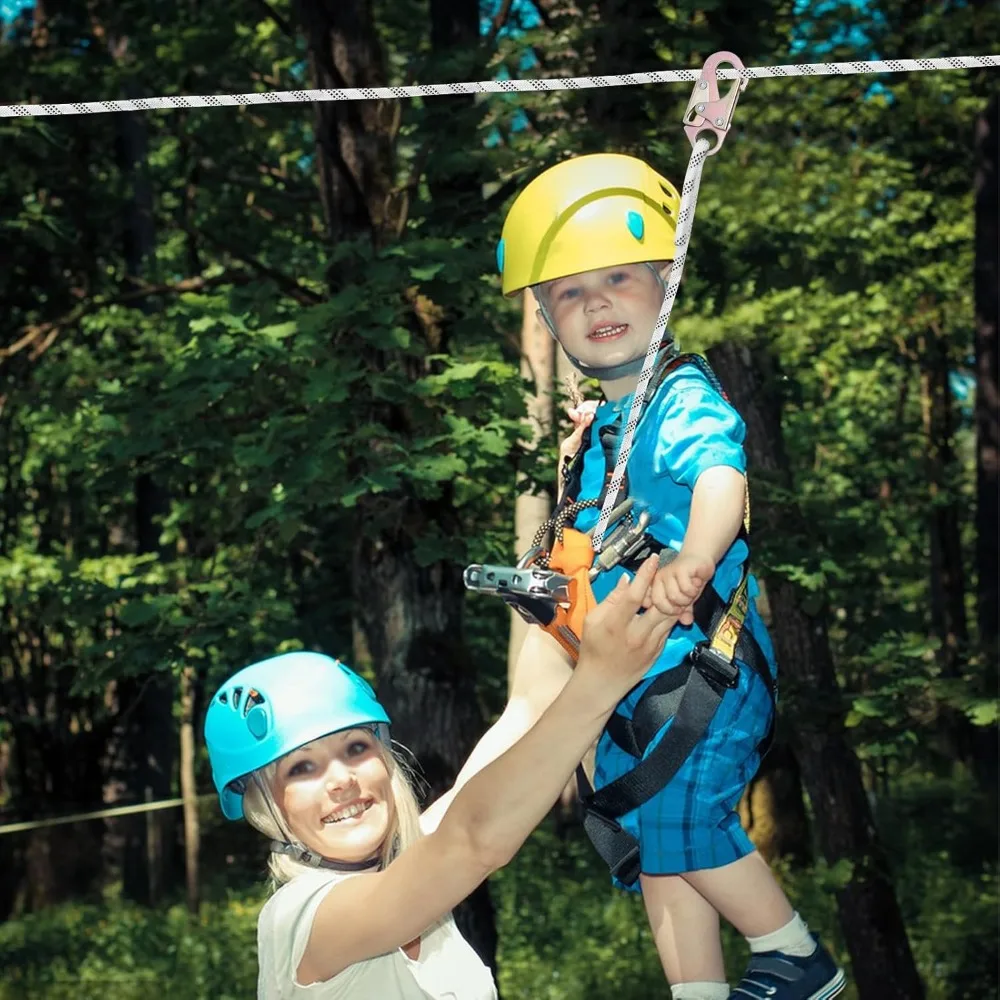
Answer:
[{"left": 536, "top": 262, "right": 670, "bottom": 372}]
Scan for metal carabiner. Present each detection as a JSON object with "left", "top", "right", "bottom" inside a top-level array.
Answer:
[{"left": 683, "top": 51, "right": 749, "bottom": 155}]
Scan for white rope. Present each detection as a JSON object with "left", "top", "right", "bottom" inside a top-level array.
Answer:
[
  {"left": 591, "top": 136, "right": 712, "bottom": 550},
  {"left": 1, "top": 55, "right": 997, "bottom": 119},
  {"left": 0, "top": 794, "right": 216, "bottom": 836}
]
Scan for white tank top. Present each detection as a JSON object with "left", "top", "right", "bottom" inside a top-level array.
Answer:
[{"left": 256, "top": 869, "right": 498, "bottom": 1000}]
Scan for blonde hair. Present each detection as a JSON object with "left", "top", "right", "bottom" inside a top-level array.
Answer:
[{"left": 242, "top": 734, "right": 425, "bottom": 891}]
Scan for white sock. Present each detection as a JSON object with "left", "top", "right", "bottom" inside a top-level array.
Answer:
[
  {"left": 670, "top": 983, "right": 730, "bottom": 1000},
  {"left": 746, "top": 911, "right": 817, "bottom": 957}
]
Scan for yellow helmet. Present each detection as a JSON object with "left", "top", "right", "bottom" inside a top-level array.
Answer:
[{"left": 497, "top": 153, "right": 681, "bottom": 296}]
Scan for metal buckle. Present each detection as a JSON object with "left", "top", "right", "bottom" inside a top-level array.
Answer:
[
  {"left": 690, "top": 642, "right": 740, "bottom": 689},
  {"left": 590, "top": 508, "right": 652, "bottom": 580},
  {"left": 683, "top": 50, "right": 748, "bottom": 155},
  {"left": 463, "top": 563, "right": 572, "bottom": 605}
]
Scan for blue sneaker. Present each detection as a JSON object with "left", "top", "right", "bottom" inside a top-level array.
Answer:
[{"left": 729, "top": 934, "right": 846, "bottom": 1000}]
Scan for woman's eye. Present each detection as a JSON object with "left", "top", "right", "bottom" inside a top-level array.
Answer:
[
  {"left": 347, "top": 740, "right": 370, "bottom": 757},
  {"left": 558, "top": 287, "right": 579, "bottom": 301},
  {"left": 288, "top": 761, "right": 311, "bottom": 777}
]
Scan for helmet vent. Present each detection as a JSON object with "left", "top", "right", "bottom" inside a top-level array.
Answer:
[
  {"left": 232, "top": 686, "right": 243, "bottom": 710},
  {"left": 217, "top": 691, "right": 228, "bottom": 705},
  {"left": 243, "top": 688, "right": 265, "bottom": 718},
  {"left": 661, "top": 202, "right": 673, "bottom": 216}
]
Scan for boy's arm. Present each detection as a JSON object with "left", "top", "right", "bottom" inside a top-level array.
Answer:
[
  {"left": 681, "top": 465, "right": 747, "bottom": 564},
  {"left": 420, "top": 627, "right": 573, "bottom": 833}
]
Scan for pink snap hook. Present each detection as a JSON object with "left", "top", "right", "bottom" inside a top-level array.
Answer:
[{"left": 683, "top": 51, "right": 749, "bottom": 155}]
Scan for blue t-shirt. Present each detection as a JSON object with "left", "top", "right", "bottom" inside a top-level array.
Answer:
[{"left": 571, "top": 359, "right": 773, "bottom": 678}]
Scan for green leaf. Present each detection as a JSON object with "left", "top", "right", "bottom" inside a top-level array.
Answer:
[
  {"left": 409, "top": 263, "right": 445, "bottom": 281},
  {"left": 256, "top": 321, "right": 298, "bottom": 340},
  {"left": 967, "top": 700, "right": 999, "bottom": 728}
]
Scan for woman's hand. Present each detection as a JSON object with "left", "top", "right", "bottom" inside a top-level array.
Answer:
[{"left": 575, "top": 555, "right": 674, "bottom": 704}]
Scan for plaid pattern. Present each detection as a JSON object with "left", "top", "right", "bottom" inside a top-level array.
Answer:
[
  {"left": 592, "top": 604, "right": 777, "bottom": 894},
  {"left": 574, "top": 362, "right": 779, "bottom": 893}
]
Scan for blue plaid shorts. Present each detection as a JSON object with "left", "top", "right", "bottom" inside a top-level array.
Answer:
[{"left": 592, "top": 623, "right": 776, "bottom": 894}]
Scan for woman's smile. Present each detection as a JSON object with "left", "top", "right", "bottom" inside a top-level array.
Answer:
[{"left": 276, "top": 730, "right": 394, "bottom": 863}]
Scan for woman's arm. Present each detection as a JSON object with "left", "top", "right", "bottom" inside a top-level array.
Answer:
[
  {"left": 419, "top": 401, "right": 601, "bottom": 834},
  {"left": 299, "top": 558, "right": 672, "bottom": 984},
  {"left": 419, "top": 627, "right": 573, "bottom": 834}
]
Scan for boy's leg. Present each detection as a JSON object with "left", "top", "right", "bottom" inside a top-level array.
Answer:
[
  {"left": 682, "top": 854, "right": 845, "bottom": 999},
  {"left": 680, "top": 850, "right": 796, "bottom": 940},
  {"left": 640, "top": 873, "right": 727, "bottom": 987}
]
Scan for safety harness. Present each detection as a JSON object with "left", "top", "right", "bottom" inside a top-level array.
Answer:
[{"left": 464, "top": 353, "right": 776, "bottom": 887}]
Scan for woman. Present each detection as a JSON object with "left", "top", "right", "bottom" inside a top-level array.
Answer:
[{"left": 205, "top": 555, "right": 673, "bottom": 999}]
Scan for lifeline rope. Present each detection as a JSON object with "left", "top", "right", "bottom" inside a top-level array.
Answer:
[
  {"left": 0, "top": 794, "right": 216, "bottom": 836},
  {"left": 591, "top": 135, "right": 711, "bottom": 549},
  {"left": 1, "top": 55, "right": 997, "bottom": 118}
]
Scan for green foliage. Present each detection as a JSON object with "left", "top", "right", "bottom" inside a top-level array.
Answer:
[
  {"left": 0, "top": 804, "right": 995, "bottom": 1000},
  {"left": 1, "top": 0, "right": 998, "bottom": 993}
]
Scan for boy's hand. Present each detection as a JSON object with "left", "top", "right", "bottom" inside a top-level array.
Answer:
[
  {"left": 648, "top": 551, "right": 716, "bottom": 625},
  {"left": 559, "top": 401, "right": 598, "bottom": 463}
]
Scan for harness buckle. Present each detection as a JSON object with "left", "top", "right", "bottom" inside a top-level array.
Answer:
[
  {"left": 582, "top": 808, "right": 642, "bottom": 885},
  {"left": 683, "top": 50, "right": 748, "bottom": 155},
  {"left": 690, "top": 641, "right": 740, "bottom": 689}
]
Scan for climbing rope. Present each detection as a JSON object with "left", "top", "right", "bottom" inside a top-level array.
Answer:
[
  {"left": 590, "top": 132, "right": 713, "bottom": 549},
  {"left": 1, "top": 55, "right": 996, "bottom": 119}
]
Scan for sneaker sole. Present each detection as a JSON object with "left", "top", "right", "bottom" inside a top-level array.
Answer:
[{"left": 808, "top": 969, "right": 847, "bottom": 1000}]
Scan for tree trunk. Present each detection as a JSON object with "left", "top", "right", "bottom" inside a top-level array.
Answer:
[
  {"left": 738, "top": 736, "right": 812, "bottom": 866},
  {"left": 508, "top": 290, "right": 580, "bottom": 834},
  {"left": 294, "top": 0, "right": 399, "bottom": 247},
  {"left": 294, "top": 0, "right": 498, "bottom": 975},
  {"left": 508, "top": 288, "right": 556, "bottom": 680},
  {"left": 179, "top": 665, "right": 200, "bottom": 914},
  {"left": 973, "top": 92, "right": 999, "bottom": 788},
  {"left": 918, "top": 327, "right": 977, "bottom": 765},
  {"left": 708, "top": 341, "right": 926, "bottom": 1000},
  {"left": 424, "top": 0, "right": 484, "bottom": 215},
  {"left": 112, "top": 94, "right": 178, "bottom": 906}
]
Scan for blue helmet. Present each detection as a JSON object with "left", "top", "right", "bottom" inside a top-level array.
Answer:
[{"left": 204, "top": 651, "right": 391, "bottom": 821}]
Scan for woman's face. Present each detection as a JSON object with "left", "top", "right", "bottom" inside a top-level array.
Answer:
[{"left": 273, "top": 728, "right": 394, "bottom": 864}]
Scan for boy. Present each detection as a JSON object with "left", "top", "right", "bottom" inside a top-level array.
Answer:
[{"left": 446, "top": 153, "right": 845, "bottom": 1000}]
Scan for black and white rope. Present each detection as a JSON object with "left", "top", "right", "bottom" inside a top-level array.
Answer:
[
  {"left": 590, "top": 136, "right": 712, "bottom": 550},
  {"left": 1, "top": 55, "right": 997, "bottom": 119}
]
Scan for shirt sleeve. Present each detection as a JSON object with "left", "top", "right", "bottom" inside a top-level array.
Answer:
[
  {"left": 259, "top": 871, "right": 363, "bottom": 997},
  {"left": 650, "top": 382, "right": 747, "bottom": 489}
]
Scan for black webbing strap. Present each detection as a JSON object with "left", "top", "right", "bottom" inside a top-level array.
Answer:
[{"left": 575, "top": 583, "right": 776, "bottom": 887}]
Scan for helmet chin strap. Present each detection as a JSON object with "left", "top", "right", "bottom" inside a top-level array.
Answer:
[
  {"left": 269, "top": 839, "right": 382, "bottom": 872},
  {"left": 534, "top": 263, "right": 677, "bottom": 382}
]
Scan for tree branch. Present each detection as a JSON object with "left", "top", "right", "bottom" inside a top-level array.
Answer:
[
  {"left": 251, "top": 0, "right": 296, "bottom": 41},
  {"left": 485, "top": 0, "right": 515, "bottom": 47},
  {"left": 1, "top": 271, "right": 254, "bottom": 366},
  {"left": 198, "top": 231, "right": 326, "bottom": 305}
]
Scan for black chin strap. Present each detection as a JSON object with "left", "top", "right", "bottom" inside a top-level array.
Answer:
[{"left": 269, "top": 839, "right": 381, "bottom": 872}]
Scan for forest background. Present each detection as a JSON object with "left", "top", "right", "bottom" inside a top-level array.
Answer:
[{"left": 0, "top": 0, "right": 997, "bottom": 997}]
